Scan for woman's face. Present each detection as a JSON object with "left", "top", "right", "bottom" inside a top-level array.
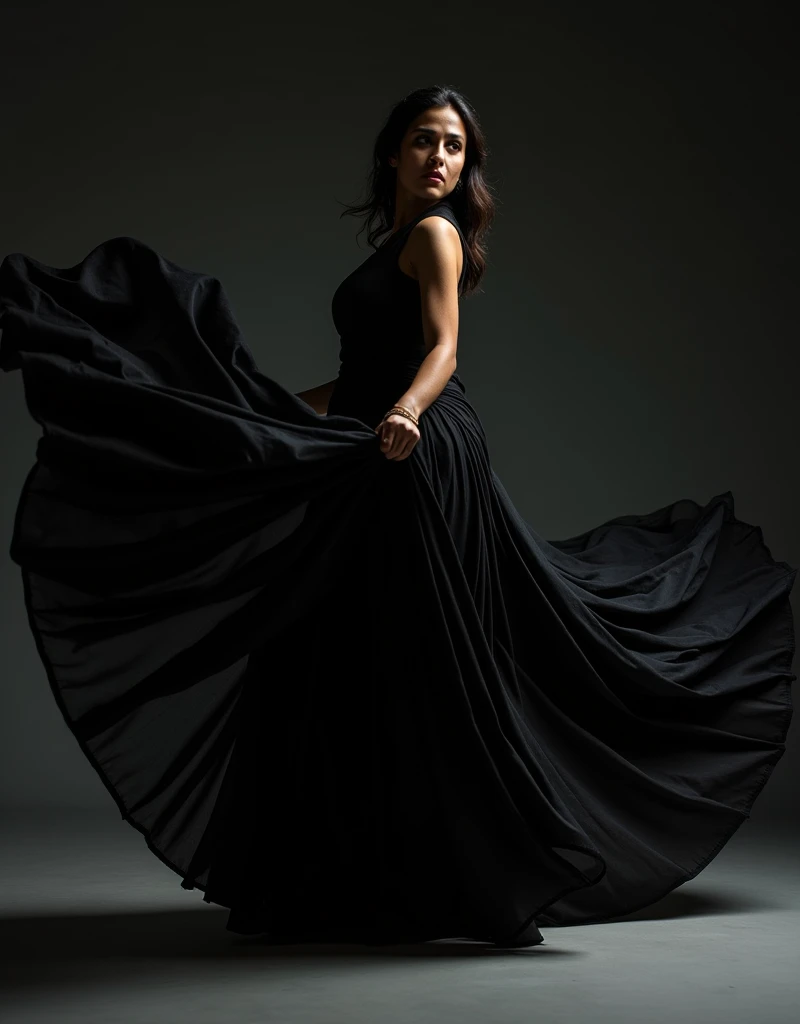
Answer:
[{"left": 389, "top": 105, "right": 467, "bottom": 202}]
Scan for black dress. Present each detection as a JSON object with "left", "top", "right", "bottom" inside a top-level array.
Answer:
[{"left": 0, "top": 198, "right": 795, "bottom": 948}]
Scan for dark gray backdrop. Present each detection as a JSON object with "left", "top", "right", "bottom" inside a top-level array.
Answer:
[{"left": 1, "top": 1, "right": 795, "bottom": 813}]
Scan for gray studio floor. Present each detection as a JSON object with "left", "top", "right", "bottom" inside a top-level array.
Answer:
[{"left": 0, "top": 807, "right": 797, "bottom": 1024}]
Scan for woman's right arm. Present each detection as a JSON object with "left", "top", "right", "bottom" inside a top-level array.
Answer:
[{"left": 294, "top": 378, "right": 337, "bottom": 415}]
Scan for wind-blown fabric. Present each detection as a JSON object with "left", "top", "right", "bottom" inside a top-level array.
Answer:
[{"left": 0, "top": 213, "right": 794, "bottom": 946}]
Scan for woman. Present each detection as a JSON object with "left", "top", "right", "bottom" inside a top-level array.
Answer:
[{"left": 0, "top": 85, "right": 795, "bottom": 950}]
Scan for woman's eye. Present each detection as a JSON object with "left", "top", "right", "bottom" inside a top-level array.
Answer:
[{"left": 415, "top": 134, "right": 461, "bottom": 152}]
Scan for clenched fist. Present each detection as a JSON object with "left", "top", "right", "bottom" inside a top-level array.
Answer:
[{"left": 375, "top": 413, "right": 421, "bottom": 461}]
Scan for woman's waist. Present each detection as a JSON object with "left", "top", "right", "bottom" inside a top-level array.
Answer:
[
  {"left": 329, "top": 357, "right": 466, "bottom": 426},
  {"left": 336, "top": 351, "right": 464, "bottom": 390}
]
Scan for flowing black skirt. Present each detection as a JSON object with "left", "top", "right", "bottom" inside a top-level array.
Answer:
[{"left": 0, "top": 236, "right": 795, "bottom": 947}]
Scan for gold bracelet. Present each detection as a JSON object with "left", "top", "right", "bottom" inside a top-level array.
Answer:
[{"left": 386, "top": 405, "right": 420, "bottom": 426}]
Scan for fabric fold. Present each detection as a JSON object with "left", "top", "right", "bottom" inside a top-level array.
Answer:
[{"left": 0, "top": 228, "right": 794, "bottom": 945}]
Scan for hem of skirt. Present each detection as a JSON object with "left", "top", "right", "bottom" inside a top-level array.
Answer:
[
  {"left": 221, "top": 838, "right": 608, "bottom": 949},
  {"left": 18, "top": 572, "right": 796, "bottom": 943}
]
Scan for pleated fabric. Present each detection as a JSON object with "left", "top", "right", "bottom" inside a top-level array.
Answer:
[{"left": 0, "top": 205, "right": 795, "bottom": 947}]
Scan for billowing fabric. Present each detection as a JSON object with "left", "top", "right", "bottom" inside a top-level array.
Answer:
[{"left": 0, "top": 198, "right": 795, "bottom": 948}]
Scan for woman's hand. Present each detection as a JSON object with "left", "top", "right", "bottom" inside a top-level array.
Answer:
[{"left": 375, "top": 412, "right": 420, "bottom": 461}]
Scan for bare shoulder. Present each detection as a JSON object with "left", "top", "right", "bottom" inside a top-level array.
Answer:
[
  {"left": 401, "top": 215, "right": 463, "bottom": 282},
  {"left": 411, "top": 214, "right": 461, "bottom": 249}
]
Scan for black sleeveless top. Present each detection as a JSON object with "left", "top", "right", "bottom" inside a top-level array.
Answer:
[{"left": 327, "top": 198, "right": 468, "bottom": 427}]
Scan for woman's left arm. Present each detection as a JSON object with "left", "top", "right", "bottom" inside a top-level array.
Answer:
[
  {"left": 393, "top": 216, "right": 462, "bottom": 417},
  {"left": 379, "top": 218, "right": 465, "bottom": 462},
  {"left": 376, "top": 217, "right": 462, "bottom": 460}
]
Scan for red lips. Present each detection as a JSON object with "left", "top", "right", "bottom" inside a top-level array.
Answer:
[{"left": 423, "top": 171, "right": 444, "bottom": 182}]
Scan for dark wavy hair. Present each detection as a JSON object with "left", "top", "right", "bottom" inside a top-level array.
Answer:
[{"left": 339, "top": 85, "right": 496, "bottom": 297}]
